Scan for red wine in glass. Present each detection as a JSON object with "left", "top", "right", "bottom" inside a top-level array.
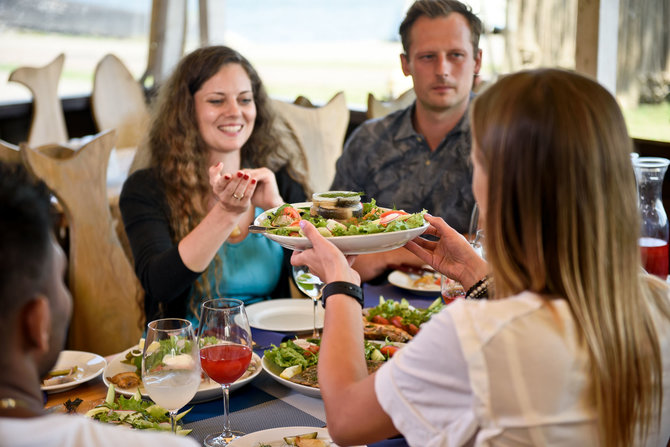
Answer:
[
  {"left": 198, "top": 298, "right": 253, "bottom": 447},
  {"left": 640, "top": 237, "right": 669, "bottom": 278},
  {"left": 200, "top": 344, "right": 252, "bottom": 384}
]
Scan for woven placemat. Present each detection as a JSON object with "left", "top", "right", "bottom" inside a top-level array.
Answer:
[{"left": 185, "top": 397, "right": 325, "bottom": 444}]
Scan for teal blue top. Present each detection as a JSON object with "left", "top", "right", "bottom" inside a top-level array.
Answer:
[{"left": 186, "top": 207, "right": 284, "bottom": 326}]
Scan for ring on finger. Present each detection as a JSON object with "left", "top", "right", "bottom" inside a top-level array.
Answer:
[{"left": 232, "top": 192, "right": 244, "bottom": 200}]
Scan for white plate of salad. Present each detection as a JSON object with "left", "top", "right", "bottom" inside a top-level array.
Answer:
[
  {"left": 261, "top": 338, "right": 402, "bottom": 399},
  {"left": 103, "top": 345, "right": 262, "bottom": 404},
  {"left": 254, "top": 202, "right": 428, "bottom": 255}
]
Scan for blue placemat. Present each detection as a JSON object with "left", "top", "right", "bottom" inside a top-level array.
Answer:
[{"left": 185, "top": 394, "right": 325, "bottom": 444}]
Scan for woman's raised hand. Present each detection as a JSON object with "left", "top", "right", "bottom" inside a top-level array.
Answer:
[
  {"left": 208, "top": 163, "right": 257, "bottom": 213},
  {"left": 404, "top": 214, "right": 488, "bottom": 290},
  {"left": 245, "top": 167, "right": 284, "bottom": 210},
  {"left": 291, "top": 221, "right": 360, "bottom": 286}
]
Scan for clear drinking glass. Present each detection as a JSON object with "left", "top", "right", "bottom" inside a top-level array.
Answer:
[
  {"left": 198, "top": 298, "right": 253, "bottom": 446},
  {"left": 292, "top": 265, "right": 325, "bottom": 338},
  {"left": 142, "top": 318, "right": 201, "bottom": 434}
]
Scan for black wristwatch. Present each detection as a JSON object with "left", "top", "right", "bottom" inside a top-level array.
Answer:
[{"left": 321, "top": 281, "right": 364, "bottom": 308}]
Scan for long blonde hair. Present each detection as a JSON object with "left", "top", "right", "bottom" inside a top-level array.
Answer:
[{"left": 471, "top": 68, "right": 670, "bottom": 446}]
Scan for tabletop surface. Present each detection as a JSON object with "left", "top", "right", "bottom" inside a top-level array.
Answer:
[{"left": 45, "top": 279, "right": 441, "bottom": 446}]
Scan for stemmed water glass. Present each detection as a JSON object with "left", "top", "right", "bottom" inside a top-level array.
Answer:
[
  {"left": 292, "top": 265, "right": 325, "bottom": 338},
  {"left": 198, "top": 298, "right": 253, "bottom": 446},
  {"left": 142, "top": 318, "right": 201, "bottom": 434}
]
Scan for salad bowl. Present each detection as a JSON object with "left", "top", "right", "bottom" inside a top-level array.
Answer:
[{"left": 253, "top": 202, "right": 429, "bottom": 255}]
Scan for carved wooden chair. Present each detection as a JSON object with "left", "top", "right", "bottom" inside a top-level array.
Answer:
[
  {"left": 92, "top": 54, "right": 149, "bottom": 151},
  {"left": 366, "top": 88, "right": 416, "bottom": 120},
  {"left": 20, "top": 131, "right": 143, "bottom": 355},
  {"left": 9, "top": 53, "right": 68, "bottom": 147}
]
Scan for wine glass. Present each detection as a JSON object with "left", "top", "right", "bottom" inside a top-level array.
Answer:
[
  {"left": 292, "top": 265, "right": 325, "bottom": 338},
  {"left": 198, "top": 298, "right": 253, "bottom": 446},
  {"left": 142, "top": 318, "right": 201, "bottom": 434}
]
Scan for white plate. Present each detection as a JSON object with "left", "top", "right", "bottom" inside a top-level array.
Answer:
[
  {"left": 247, "top": 299, "right": 324, "bottom": 333},
  {"left": 261, "top": 355, "right": 322, "bottom": 399},
  {"left": 227, "top": 426, "right": 366, "bottom": 447},
  {"left": 41, "top": 350, "right": 106, "bottom": 393},
  {"left": 387, "top": 269, "right": 441, "bottom": 296},
  {"left": 254, "top": 202, "right": 428, "bottom": 255},
  {"left": 103, "top": 346, "right": 261, "bottom": 404},
  {"left": 261, "top": 341, "right": 404, "bottom": 400}
]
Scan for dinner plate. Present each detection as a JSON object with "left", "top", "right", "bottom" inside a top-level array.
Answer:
[
  {"left": 261, "top": 355, "right": 322, "bottom": 399},
  {"left": 227, "top": 426, "right": 366, "bottom": 447},
  {"left": 254, "top": 202, "right": 428, "bottom": 255},
  {"left": 41, "top": 350, "right": 106, "bottom": 393},
  {"left": 261, "top": 341, "right": 404, "bottom": 400},
  {"left": 246, "top": 299, "right": 324, "bottom": 332},
  {"left": 387, "top": 269, "right": 441, "bottom": 296},
  {"left": 103, "top": 346, "right": 262, "bottom": 404}
]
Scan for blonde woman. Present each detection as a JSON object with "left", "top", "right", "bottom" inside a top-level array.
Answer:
[
  {"left": 120, "top": 46, "right": 307, "bottom": 325},
  {"left": 292, "top": 68, "right": 670, "bottom": 446}
]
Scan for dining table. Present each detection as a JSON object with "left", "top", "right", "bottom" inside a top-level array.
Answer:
[{"left": 45, "top": 277, "right": 442, "bottom": 446}]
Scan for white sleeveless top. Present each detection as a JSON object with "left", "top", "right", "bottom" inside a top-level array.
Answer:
[{"left": 375, "top": 291, "right": 670, "bottom": 446}]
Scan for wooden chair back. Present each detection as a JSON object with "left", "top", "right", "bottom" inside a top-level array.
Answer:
[
  {"left": 9, "top": 54, "right": 68, "bottom": 147},
  {"left": 20, "top": 131, "right": 143, "bottom": 356},
  {"left": 92, "top": 54, "right": 150, "bottom": 150},
  {"left": 366, "top": 88, "right": 416, "bottom": 120},
  {"left": 0, "top": 139, "right": 21, "bottom": 164},
  {"left": 272, "top": 92, "right": 349, "bottom": 194}
]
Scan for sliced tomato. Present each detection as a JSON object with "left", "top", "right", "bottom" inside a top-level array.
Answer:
[
  {"left": 380, "top": 345, "right": 400, "bottom": 358},
  {"left": 282, "top": 206, "right": 301, "bottom": 221},
  {"left": 288, "top": 219, "right": 302, "bottom": 227},
  {"left": 379, "top": 210, "right": 409, "bottom": 226},
  {"left": 371, "top": 315, "right": 390, "bottom": 325}
]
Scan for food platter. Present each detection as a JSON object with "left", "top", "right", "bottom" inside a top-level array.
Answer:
[
  {"left": 387, "top": 269, "right": 441, "bottom": 296},
  {"left": 254, "top": 202, "right": 428, "bottom": 255},
  {"left": 246, "top": 299, "right": 324, "bottom": 332},
  {"left": 227, "top": 426, "right": 366, "bottom": 447},
  {"left": 103, "top": 346, "right": 261, "bottom": 404},
  {"left": 41, "top": 350, "right": 106, "bottom": 393},
  {"left": 261, "top": 355, "right": 322, "bottom": 399}
]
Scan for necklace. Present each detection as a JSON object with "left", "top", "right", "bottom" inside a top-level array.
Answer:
[{"left": 0, "top": 397, "right": 29, "bottom": 410}]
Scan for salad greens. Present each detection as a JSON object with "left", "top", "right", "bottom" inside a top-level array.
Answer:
[
  {"left": 264, "top": 337, "right": 397, "bottom": 372},
  {"left": 86, "top": 385, "right": 192, "bottom": 435},
  {"left": 367, "top": 296, "right": 444, "bottom": 328},
  {"left": 261, "top": 199, "right": 427, "bottom": 237}
]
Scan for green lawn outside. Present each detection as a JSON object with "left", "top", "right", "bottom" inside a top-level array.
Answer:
[{"left": 623, "top": 102, "right": 670, "bottom": 143}]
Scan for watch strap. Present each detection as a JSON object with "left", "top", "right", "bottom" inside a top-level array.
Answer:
[{"left": 321, "top": 281, "right": 364, "bottom": 308}]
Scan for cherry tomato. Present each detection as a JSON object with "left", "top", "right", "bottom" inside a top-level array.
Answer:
[
  {"left": 389, "top": 315, "right": 404, "bottom": 329},
  {"left": 380, "top": 345, "right": 400, "bottom": 357},
  {"left": 371, "top": 315, "right": 390, "bottom": 325},
  {"left": 406, "top": 323, "right": 420, "bottom": 336},
  {"left": 307, "top": 345, "right": 320, "bottom": 354}
]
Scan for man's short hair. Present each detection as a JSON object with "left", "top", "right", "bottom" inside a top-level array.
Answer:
[
  {"left": 0, "top": 162, "right": 54, "bottom": 318},
  {"left": 399, "top": 0, "right": 483, "bottom": 57}
]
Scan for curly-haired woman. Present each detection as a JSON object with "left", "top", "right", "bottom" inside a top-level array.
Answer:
[{"left": 120, "top": 46, "right": 308, "bottom": 325}]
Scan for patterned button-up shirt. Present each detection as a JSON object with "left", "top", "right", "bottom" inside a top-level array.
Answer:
[{"left": 331, "top": 101, "right": 475, "bottom": 233}]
